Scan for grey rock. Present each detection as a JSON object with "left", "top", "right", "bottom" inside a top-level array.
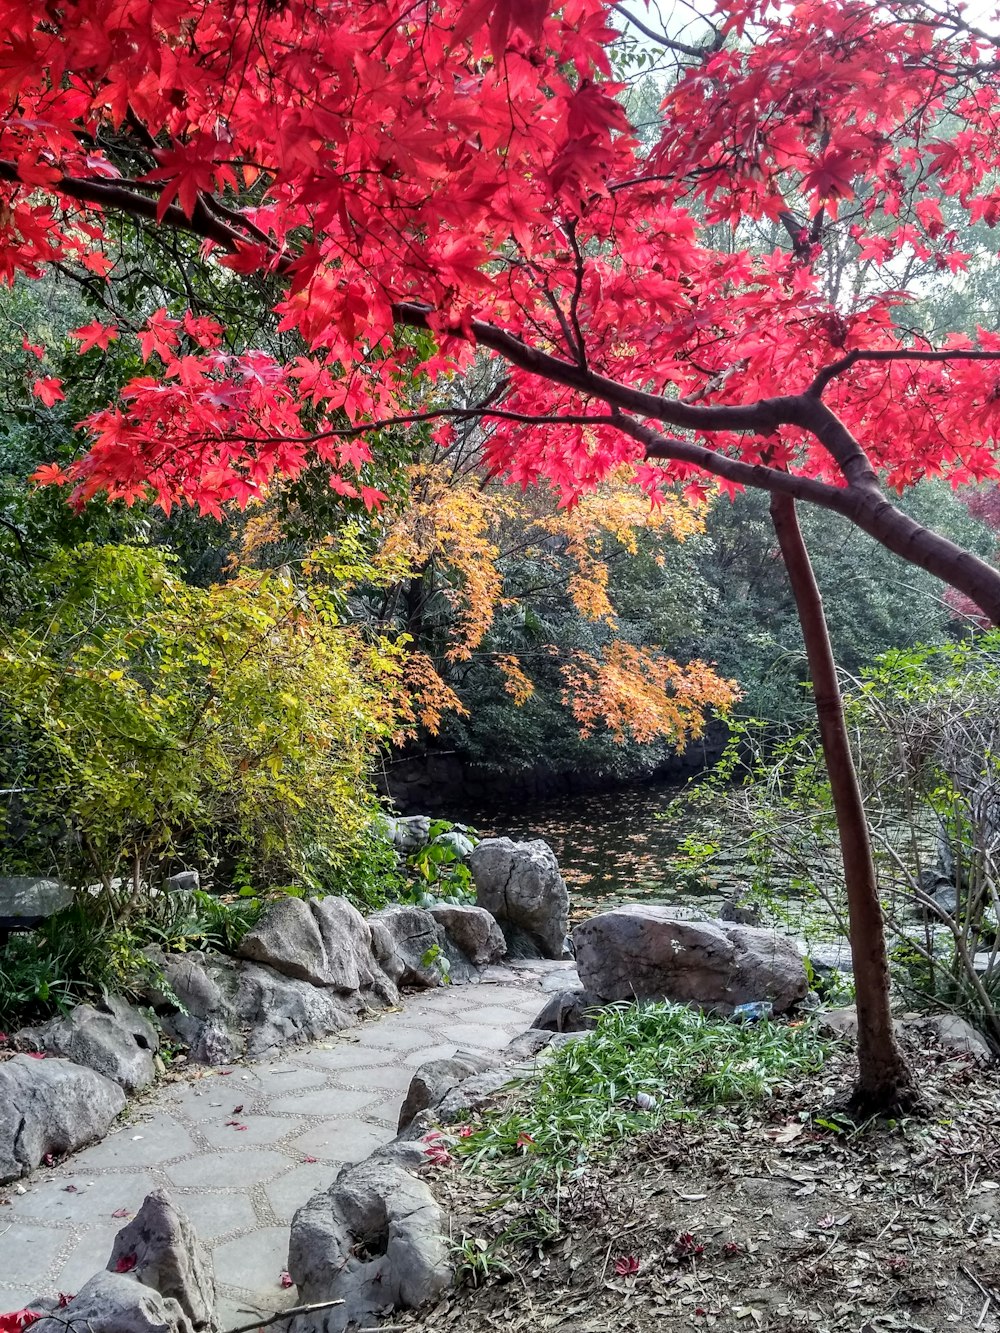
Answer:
[
  {"left": 429, "top": 904, "right": 506, "bottom": 966},
  {"left": 387, "top": 815, "right": 433, "bottom": 852},
  {"left": 369, "top": 905, "right": 449, "bottom": 988},
  {"left": 312, "top": 897, "right": 397, "bottom": 1001},
  {"left": 719, "top": 897, "right": 762, "bottom": 926},
  {"left": 819, "top": 1006, "right": 992, "bottom": 1064},
  {"left": 574, "top": 906, "right": 809, "bottom": 1014},
  {"left": 188, "top": 1020, "right": 239, "bottom": 1067},
  {"left": 288, "top": 1157, "right": 450, "bottom": 1332},
  {"left": 0, "top": 1055, "right": 125, "bottom": 1184},
  {"left": 17, "top": 995, "right": 158, "bottom": 1094},
  {"left": 470, "top": 838, "right": 569, "bottom": 959},
  {"left": 32, "top": 1271, "right": 192, "bottom": 1333},
  {"left": 397, "top": 1054, "right": 494, "bottom": 1132},
  {"left": 540, "top": 965, "right": 583, "bottom": 993},
  {"left": 818, "top": 1007, "right": 861, "bottom": 1039},
  {"left": 802, "top": 939, "right": 854, "bottom": 977},
  {"left": 146, "top": 913, "right": 398, "bottom": 1064},
  {"left": 0, "top": 875, "right": 73, "bottom": 927},
  {"left": 533, "top": 988, "right": 603, "bottom": 1033},
  {"left": 238, "top": 896, "right": 332, "bottom": 987},
  {"left": 239, "top": 896, "right": 398, "bottom": 1000},
  {"left": 234, "top": 963, "right": 365, "bottom": 1059},
  {"left": 505, "top": 1027, "right": 557, "bottom": 1059},
  {"left": 107, "top": 1190, "right": 216, "bottom": 1331},
  {"left": 909, "top": 1013, "right": 993, "bottom": 1064},
  {"left": 164, "top": 871, "right": 200, "bottom": 893},
  {"left": 436, "top": 1067, "right": 513, "bottom": 1122}
]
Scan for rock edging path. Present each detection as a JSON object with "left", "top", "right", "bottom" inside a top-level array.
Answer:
[{"left": 0, "top": 965, "right": 554, "bottom": 1325}]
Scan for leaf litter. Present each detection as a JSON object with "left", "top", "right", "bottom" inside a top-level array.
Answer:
[{"left": 400, "top": 1030, "right": 1000, "bottom": 1333}]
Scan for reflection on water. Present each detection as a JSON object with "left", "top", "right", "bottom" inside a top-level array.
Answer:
[{"left": 457, "top": 781, "right": 721, "bottom": 922}]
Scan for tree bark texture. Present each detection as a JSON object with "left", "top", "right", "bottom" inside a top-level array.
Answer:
[{"left": 768, "top": 491, "right": 918, "bottom": 1113}]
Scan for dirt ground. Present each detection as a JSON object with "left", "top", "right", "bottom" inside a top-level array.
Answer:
[{"left": 404, "top": 1032, "right": 1000, "bottom": 1333}]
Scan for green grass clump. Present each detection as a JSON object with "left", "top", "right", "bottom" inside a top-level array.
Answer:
[{"left": 458, "top": 1001, "right": 828, "bottom": 1185}]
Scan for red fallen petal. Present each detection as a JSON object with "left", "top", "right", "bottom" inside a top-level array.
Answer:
[
  {"left": 63, "top": 1185, "right": 79, "bottom": 1193},
  {"left": 111, "top": 1209, "right": 131, "bottom": 1218},
  {"left": 115, "top": 1255, "right": 137, "bottom": 1274},
  {"left": 279, "top": 1272, "right": 294, "bottom": 1289},
  {"left": 56, "top": 1295, "right": 74, "bottom": 1309},
  {"left": 302, "top": 1156, "right": 318, "bottom": 1164}
]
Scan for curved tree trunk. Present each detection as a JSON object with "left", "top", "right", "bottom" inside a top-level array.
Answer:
[{"left": 769, "top": 492, "right": 918, "bottom": 1114}]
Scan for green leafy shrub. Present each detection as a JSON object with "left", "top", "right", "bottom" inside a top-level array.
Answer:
[
  {"left": 458, "top": 1002, "right": 827, "bottom": 1188},
  {"left": 0, "top": 543, "right": 400, "bottom": 906}
]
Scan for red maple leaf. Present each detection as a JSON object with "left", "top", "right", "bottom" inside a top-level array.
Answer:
[{"left": 31, "top": 378, "right": 64, "bottom": 408}]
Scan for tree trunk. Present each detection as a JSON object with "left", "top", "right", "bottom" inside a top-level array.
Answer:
[{"left": 769, "top": 492, "right": 918, "bottom": 1114}]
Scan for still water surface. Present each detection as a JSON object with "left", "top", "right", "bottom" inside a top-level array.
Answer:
[{"left": 456, "top": 780, "right": 726, "bottom": 922}]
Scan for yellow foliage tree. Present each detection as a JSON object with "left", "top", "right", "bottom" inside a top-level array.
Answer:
[{"left": 377, "top": 462, "right": 738, "bottom": 747}]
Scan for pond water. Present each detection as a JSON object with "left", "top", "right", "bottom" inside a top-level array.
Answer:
[{"left": 456, "top": 780, "right": 732, "bottom": 924}]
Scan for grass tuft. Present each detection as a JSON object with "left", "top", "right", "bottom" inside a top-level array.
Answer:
[{"left": 458, "top": 1001, "right": 828, "bottom": 1187}]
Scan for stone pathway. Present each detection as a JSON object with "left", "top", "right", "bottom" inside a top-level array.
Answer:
[{"left": 0, "top": 966, "right": 554, "bottom": 1323}]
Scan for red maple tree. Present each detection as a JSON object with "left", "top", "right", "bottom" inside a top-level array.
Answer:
[{"left": 5, "top": 0, "right": 1000, "bottom": 1106}]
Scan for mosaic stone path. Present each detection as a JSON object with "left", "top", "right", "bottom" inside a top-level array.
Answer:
[{"left": 0, "top": 964, "right": 557, "bottom": 1323}]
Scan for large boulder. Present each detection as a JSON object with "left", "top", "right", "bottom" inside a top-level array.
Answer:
[
  {"left": 369, "top": 905, "right": 451, "bottom": 987},
  {"left": 574, "top": 906, "right": 809, "bottom": 1014},
  {"left": 140, "top": 954, "right": 339, "bottom": 1065},
  {"left": 107, "top": 1190, "right": 216, "bottom": 1332},
  {"left": 0, "top": 875, "right": 73, "bottom": 928},
  {"left": 239, "top": 896, "right": 398, "bottom": 1001},
  {"left": 232, "top": 963, "right": 367, "bottom": 1059},
  {"left": 429, "top": 904, "right": 506, "bottom": 967},
  {"left": 31, "top": 1272, "right": 192, "bottom": 1333},
  {"left": 288, "top": 1156, "right": 451, "bottom": 1332},
  {"left": 397, "top": 1053, "right": 494, "bottom": 1132},
  {"left": 0, "top": 1055, "right": 126, "bottom": 1183},
  {"left": 469, "top": 838, "right": 569, "bottom": 959},
  {"left": 17, "top": 995, "right": 159, "bottom": 1093},
  {"left": 384, "top": 815, "right": 432, "bottom": 852},
  {"left": 533, "top": 988, "right": 604, "bottom": 1033}
]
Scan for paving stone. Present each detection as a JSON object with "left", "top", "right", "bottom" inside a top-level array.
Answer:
[
  {"left": 199, "top": 1114, "right": 307, "bottom": 1148},
  {"left": 263, "top": 1162, "right": 337, "bottom": 1222},
  {"left": 447, "top": 1004, "right": 533, "bottom": 1026},
  {"left": 0, "top": 962, "right": 544, "bottom": 1309},
  {"left": 439, "top": 1022, "right": 521, "bottom": 1049},
  {"left": 0, "top": 1222, "right": 70, "bottom": 1285},
  {"left": 288, "top": 1121, "right": 393, "bottom": 1164},
  {"left": 161, "top": 1074, "right": 263, "bottom": 1121},
  {"left": 0, "top": 1285, "right": 41, "bottom": 1312},
  {"left": 11, "top": 1170, "right": 162, "bottom": 1223},
  {"left": 164, "top": 1149, "right": 290, "bottom": 1188},
  {"left": 211, "top": 1225, "right": 295, "bottom": 1291},
  {"left": 54, "top": 1223, "right": 123, "bottom": 1291},
  {"left": 401, "top": 1043, "right": 461, "bottom": 1066},
  {"left": 330, "top": 1063, "right": 413, "bottom": 1092},
  {"left": 292, "top": 1042, "right": 380, "bottom": 1071},
  {"left": 246, "top": 1064, "right": 330, "bottom": 1095},
  {"left": 74, "top": 1114, "right": 198, "bottom": 1168},
  {"left": 364, "top": 1096, "right": 407, "bottom": 1126},
  {"left": 167, "top": 1190, "right": 259, "bottom": 1241},
  {"left": 359, "top": 1024, "right": 437, "bottom": 1052},
  {"left": 266, "top": 1086, "right": 376, "bottom": 1117}
]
